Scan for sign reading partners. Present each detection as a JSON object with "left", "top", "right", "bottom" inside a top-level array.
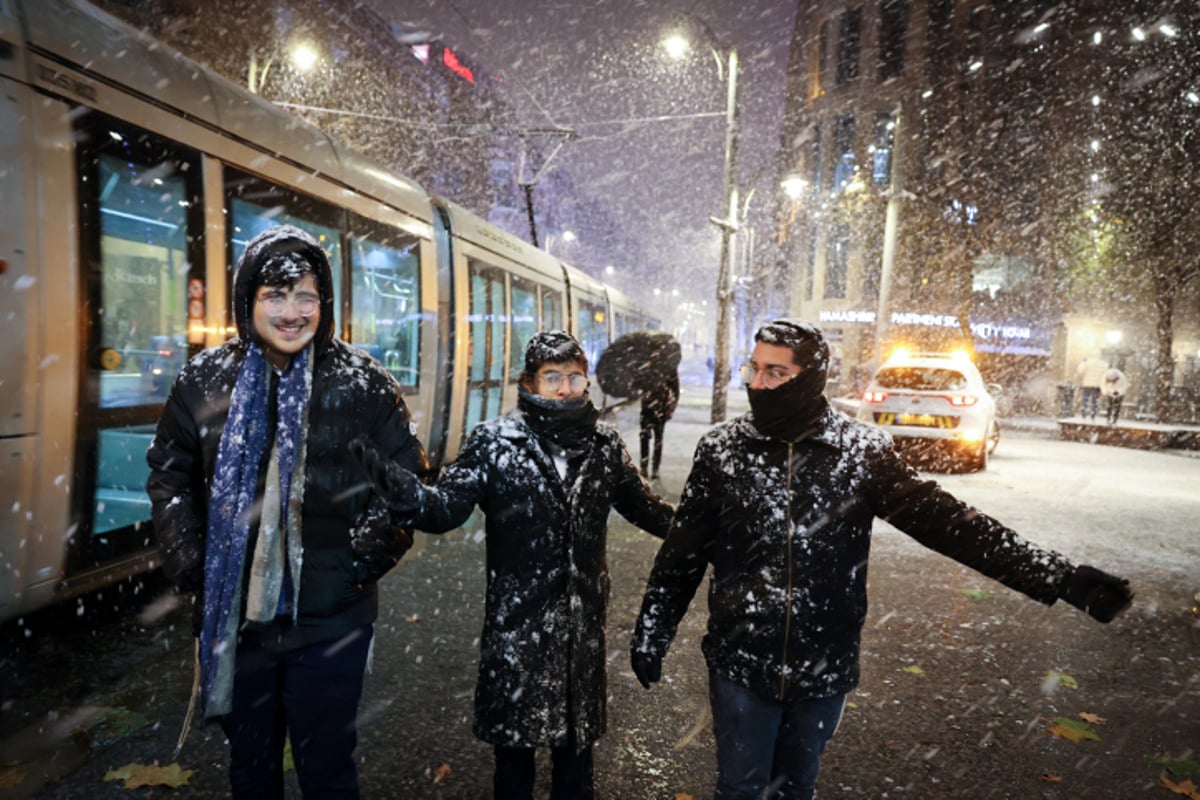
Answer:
[{"left": 817, "top": 309, "right": 1053, "bottom": 356}]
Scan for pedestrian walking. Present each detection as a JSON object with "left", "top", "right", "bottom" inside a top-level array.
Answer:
[
  {"left": 147, "top": 225, "right": 427, "bottom": 800},
  {"left": 640, "top": 370, "right": 680, "bottom": 479},
  {"left": 1102, "top": 366, "right": 1130, "bottom": 425},
  {"left": 352, "top": 330, "right": 675, "bottom": 800},
  {"left": 630, "top": 318, "right": 1134, "bottom": 800},
  {"left": 1077, "top": 355, "right": 1110, "bottom": 421}
]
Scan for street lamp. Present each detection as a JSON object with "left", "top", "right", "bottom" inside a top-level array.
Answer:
[
  {"left": 248, "top": 40, "right": 321, "bottom": 94},
  {"left": 663, "top": 20, "right": 740, "bottom": 423}
]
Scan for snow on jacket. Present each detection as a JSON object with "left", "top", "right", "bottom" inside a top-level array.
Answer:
[
  {"left": 147, "top": 336, "right": 426, "bottom": 644},
  {"left": 633, "top": 409, "right": 1075, "bottom": 702},
  {"left": 410, "top": 410, "right": 675, "bottom": 748}
]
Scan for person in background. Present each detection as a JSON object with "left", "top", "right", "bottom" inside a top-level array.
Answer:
[
  {"left": 631, "top": 318, "right": 1134, "bottom": 800},
  {"left": 352, "top": 330, "right": 675, "bottom": 800},
  {"left": 639, "top": 369, "right": 680, "bottom": 480},
  {"left": 1077, "top": 355, "right": 1110, "bottom": 421},
  {"left": 1102, "top": 366, "right": 1130, "bottom": 425},
  {"left": 147, "top": 225, "right": 427, "bottom": 799}
]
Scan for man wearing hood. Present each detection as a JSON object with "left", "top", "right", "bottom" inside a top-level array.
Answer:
[
  {"left": 146, "top": 225, "right": 427, "bottom": 799},
  {"left": 630, "top": 318, "right": 1133, "bottom": 800},
  {"left": 352, "top": 330, "right": 675, "bottom": 800}
]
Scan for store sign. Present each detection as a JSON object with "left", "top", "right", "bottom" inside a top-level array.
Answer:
[{"left": 817, "top": 309, "right": 1052, "bottom": 355}]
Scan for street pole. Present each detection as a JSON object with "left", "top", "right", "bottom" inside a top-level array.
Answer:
[
  {"left": 874, "top": 102, "right": 904, "bottom": 363},
  {"left": 710, "top": 46, "right": 740, "bottom": 423}
]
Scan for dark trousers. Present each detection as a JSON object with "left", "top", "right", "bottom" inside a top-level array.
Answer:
[
  {"left": 709, "top": 673, "right": 846, "bottom": 800},
  {"left": 220, "top": 625, "right": 373, "bottom": 800},
  {"left": 1081, "top": 386, "right": 1101, "bottom": 419},
  {"left": 1104, "top": 394, "right": 1123, "bottom": 424},
  {"left": 639, "top": 420, "right": 665, "bottom": 477},
  {"left": 493, "top": 740, "right": 595, "bottom": 800}
]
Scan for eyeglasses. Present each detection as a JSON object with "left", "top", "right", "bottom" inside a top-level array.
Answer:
[
  {"left": 740, "top": 362, "right": 799, "bottom": 389},
  {"left": 540, "top": 371, "right": 589, "bottom": 392},
  {"left": 257, "top": 291, "right": 319, "bottom": 318}
]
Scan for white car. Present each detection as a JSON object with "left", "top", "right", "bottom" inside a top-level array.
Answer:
[{"left": 856, "top": 351, "right": 1000, "bottom": 472}]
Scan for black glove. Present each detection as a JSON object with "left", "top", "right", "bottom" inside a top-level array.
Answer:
[
  {"left": 350, "top": 436, "right": 424, "bottom": 517},
  {"left": 631, "top": 650, "right": 662, "bottom": 690},
  {"left": 351, "top": 525, "right": 414, "bottom": 586},
  {"left": 1059, "top": 564, "right": 1134, "bottom": 623}
]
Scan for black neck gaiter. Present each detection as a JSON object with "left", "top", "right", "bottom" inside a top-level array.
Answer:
[
  {"left": 747, "top": 369, "right": 830, "bottom": 442},
  {"left": 518, "top": 387, "right": 600, "bottom": 451}
]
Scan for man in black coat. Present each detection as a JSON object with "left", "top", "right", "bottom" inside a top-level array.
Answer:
[
  {"left": 639, "top": 370, "right": 680, "bottom": 479},
  {"left": 630, "top": 318, "right": 1133, "bottom": 800},
  {"left": 146, "top": 225, "right": 426, "bottom": 799},
  {"left": 353, "top": 330, "right": 675, "bottom": 800}
]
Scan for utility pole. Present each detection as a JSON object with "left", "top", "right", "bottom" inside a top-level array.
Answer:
[{"left": 710, "top": 46, "right": 740, "bottom": 423}]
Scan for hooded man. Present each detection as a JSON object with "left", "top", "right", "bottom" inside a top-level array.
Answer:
[
  {"left": 147, "top": 224, "right": 427, "bottom": 799},
  {"left": 630, "top": 318, "right": 1133, "bottom": 800},
  {"left": 351, "top": 329, "right": 675, "bottom": 800}
]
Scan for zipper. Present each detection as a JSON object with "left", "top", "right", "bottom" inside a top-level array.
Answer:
[{"left": 779, "top": 441, "right": 795, "bottom": 700}]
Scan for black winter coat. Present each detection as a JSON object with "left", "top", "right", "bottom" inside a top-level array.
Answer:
[
  {"left": 412, "top": 410, "right": 674, "bottom": 747},
  {"left": 633, "top": 409, "right": 1074, "bottom": 702},
  {"left": 640, "top": 372, "right": 680, "bottom": 427},
  {"left": 146, "top": 336, "right": 426, "bottom": 645}
]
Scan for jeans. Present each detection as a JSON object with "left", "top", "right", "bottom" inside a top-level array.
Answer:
[
  {"left": 494, "top": 741, "right": 595, "bottom": 800},
  {"left": 1081, "top": 386, "right": 1101, "bottom": 419},
  {"left": 1104, "top": 394, "right": 1123, "bottom": 424},
  {"left": 220, "top": 625, "right": 373, "bottom": 800},
  {"left": 710, "top": 673, "right": 846, "bottom": 800}
]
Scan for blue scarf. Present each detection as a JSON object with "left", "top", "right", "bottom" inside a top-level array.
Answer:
[{"left": 199, "top": 341, "right": 312, "bottom": 718}]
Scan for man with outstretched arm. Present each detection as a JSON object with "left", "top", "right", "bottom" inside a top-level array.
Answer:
[{"left": 630, "top": 318, "right": 1133, "bottom": 800}]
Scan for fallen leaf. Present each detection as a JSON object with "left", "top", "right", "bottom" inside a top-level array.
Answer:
[
  {"left": 86, "top": 706, "right": 150, "bottom": 748},
  {"left": 406, "top": 614, "right": 421, "bottom": 623},
  {"left": 959, "top": 588, "right": 991, "bottom": 601},
  {"left": 902, "top": 665, "right": 925, "bottom": 675},
  {"left": 1040, "top": 774, "right": 1063, "bottom": 783},
  {"left": 1046, "top": 716, "right": 1100, "bottom": 744},
  {"left": 434, "top": 763, "right": 452, "bottom": 784},
  {"left": 1160, "top": 773, "right": 1200, "bottom": 800},
  {"left": 1040, "top": 671, "right": 1079, "bottom": 690},
  {"left": 674, "top": 794, "right": 696, "bottom": 800},
  {"left": 103, "top": 762, "right": 194, "bottom": 788},
  {"left": 0, "top": 768, "right": 27, "bottom": 790},
  {"left": 1147, "top": 758, "right": 1200, "bottom": 778},
  {"left": 1078, "top": 712, "right": 1105, "bottom": 725}
]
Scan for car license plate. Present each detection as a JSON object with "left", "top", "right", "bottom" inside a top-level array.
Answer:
[{"left": 875, "top": 412, "right": 955, "bottom": 428}]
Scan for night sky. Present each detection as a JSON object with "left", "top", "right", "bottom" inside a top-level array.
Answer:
[{"left": 370, "top": 0, "right": 799, "bottom": 303}]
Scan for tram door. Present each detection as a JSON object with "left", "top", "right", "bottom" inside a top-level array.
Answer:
[
  {"left": 463, "top": 260, "right": 507, "bottom": 436},
  {"left": 75, "top": 115, "right": 203, "bottom": 570}
]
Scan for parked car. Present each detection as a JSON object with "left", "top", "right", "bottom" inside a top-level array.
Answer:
[{"left": 856, "top": 350, "right": 999, "bottom": 472}]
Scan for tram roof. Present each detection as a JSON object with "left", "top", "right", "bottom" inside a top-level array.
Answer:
[{"left": 19, "top": 0, "right": 431, "bottom": 220}]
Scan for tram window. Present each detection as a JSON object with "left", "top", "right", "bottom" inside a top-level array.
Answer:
[
  {"left": 510, "top": 276, "right": 538, "bottom": 380},
  {"left": 349, "top": 223, "right": 421, "bottom": 387},
  {"left": 92, "top": 152, "right": 194, "bottom": 408},
  {"left": 226, "top": 173, "right": 344, "bottom": 315},
  {"left": 465, "top": 260, "right": 507, "bottom": 431},
  {"left": 542, "top": 289, "right": 563, "bottom": 331},
  {"left": 576, "top": 300, "right": 607, "bottom": 369}
]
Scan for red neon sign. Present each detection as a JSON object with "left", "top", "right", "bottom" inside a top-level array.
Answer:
[{"left": 442, "top": 47, "right": 475, "bottom": 84}]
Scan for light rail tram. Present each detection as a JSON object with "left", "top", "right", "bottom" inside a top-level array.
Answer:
[{"left": 0, "top": 0, "right": 657, "bottom": 623}]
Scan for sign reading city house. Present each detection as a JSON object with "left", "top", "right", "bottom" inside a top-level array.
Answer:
[{"left": 817, "top": 309, "right": 1052, "bottom": 356}]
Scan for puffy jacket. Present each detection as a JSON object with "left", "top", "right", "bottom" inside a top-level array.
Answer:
[
  {"left": 412, "top": 411, "right": 674, "bottom": 748},
  {"left": 147, "top": 337, "right": 426, "bottom": 643},
  {"left": 640, "top": 372, "right": 680, "bottom": 427},
  {"left": 633, "top": 409, "right": 1074, "bottom": 702}
]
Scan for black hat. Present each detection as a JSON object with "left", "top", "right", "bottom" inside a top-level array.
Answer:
[
  {"left": 523, "top": 330, "right": 588, "bottom": 375},
  {"left": 754, "top": 318, "right": 829, "bottom": 378}
]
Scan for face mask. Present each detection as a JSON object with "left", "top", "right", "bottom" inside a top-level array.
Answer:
[{"left": 746, "top": 367, "right": 829, "bottom": 441}]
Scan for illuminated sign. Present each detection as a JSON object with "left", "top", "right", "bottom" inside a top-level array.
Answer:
[
  {"left": 817, "top": 309, "right": 1050, "bottom": 354},
  {"left": 442, "top": 48, "right": 475, "bottom": 84}
]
